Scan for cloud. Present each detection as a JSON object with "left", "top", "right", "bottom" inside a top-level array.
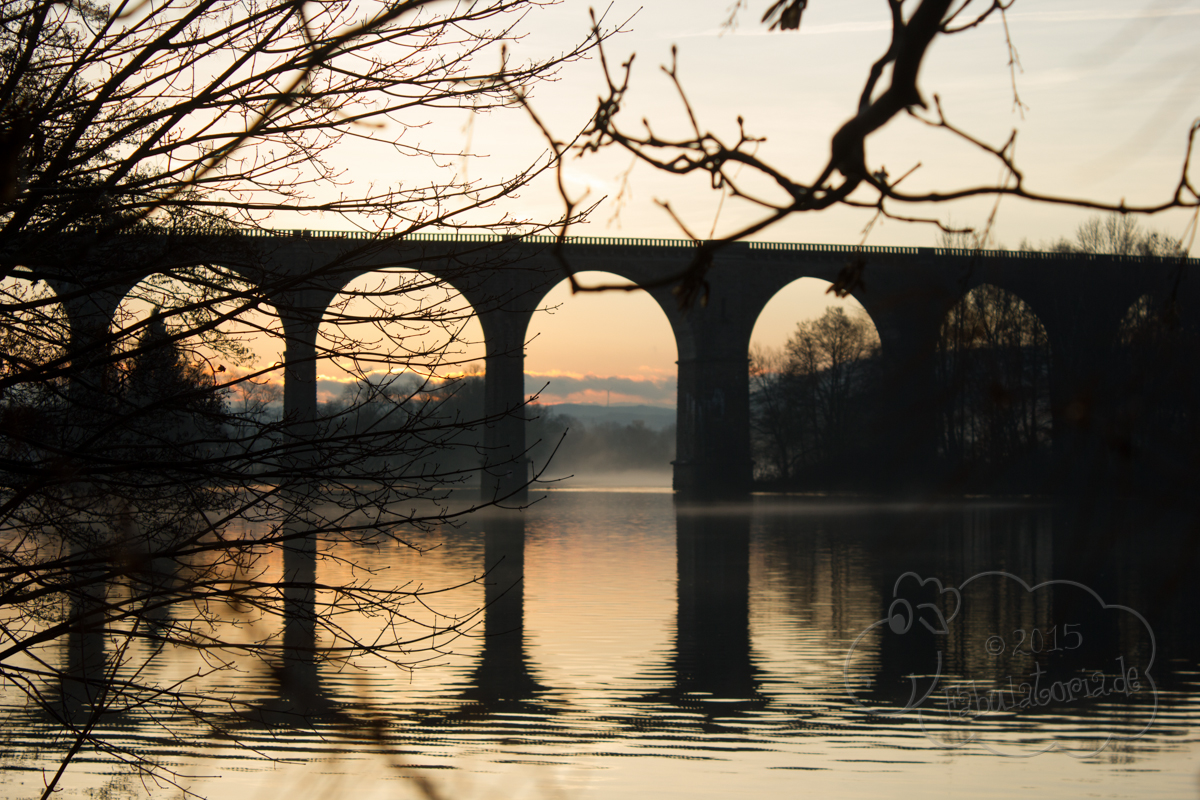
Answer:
[
  {"left": 560, "top": 167, "right": 613, "bottom": 194},
  {"left": 673, "top": 5, "right": 1200, "bottom": 40},
  {"left": 525, "top": 371, "right": 676, "bottom": 407},
  {"left": 1005, "top": 7, "right": 1200, "bottom": 24},
  {"left": 315, "top": 369, "right": 456, "bottom": 405},
  {"left": 672, "top": 20, "right": 891, "bottom": 39},
  {"left": 236, "top": 367, "right": 677, "bottom": 408}
]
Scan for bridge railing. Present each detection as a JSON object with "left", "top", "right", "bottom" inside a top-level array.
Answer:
[
  {"left": 257, "top": 233, "right": 1198, "bottom": 263},
  {"left": 236, "top": 229, "right": 708, "bottom": 247},
  {"left": 747, "top": 242, "right": 922, "bottom": 254},
  {"left": 929, "top": 246, "right": 1198, "bottom": 264},
  {"left": 52, "top": 225, "right": 1199, "bottom": 264}
]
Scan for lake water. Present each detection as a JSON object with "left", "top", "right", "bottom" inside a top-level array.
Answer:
[{"left": 3, "top": 490, "right": 1199, "bottom": 799}]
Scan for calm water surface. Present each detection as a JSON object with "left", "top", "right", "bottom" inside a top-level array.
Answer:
[{"left": 3, "top": 490, "right": 1199, "bottom": 799}]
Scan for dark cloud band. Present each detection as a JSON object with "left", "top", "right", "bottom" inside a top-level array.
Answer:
[{"left": 524, "top": 373, "right": 677, "bottom": 405}]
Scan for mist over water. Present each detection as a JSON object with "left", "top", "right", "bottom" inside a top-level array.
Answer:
[
  {"left": 528, "top": 403, "right": 676, "bottom": 488},
  {"left": 534, "top": 469, "right": 674, "bottom": 489}
]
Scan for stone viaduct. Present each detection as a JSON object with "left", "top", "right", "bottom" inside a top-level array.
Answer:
[{"left": 33, "top": 231, "right": 1199, "bottom": 500}]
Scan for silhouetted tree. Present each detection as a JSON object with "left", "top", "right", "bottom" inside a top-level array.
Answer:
[
  {"left": 749, "top": 344, "right": 802, "bottom": 480},
  {"left": 0, "top": 1, "right": 609, "bottom": 794},
  {"left": 935, "top": 285, "right": 1051, "bottom": 488},
  {"left": 785, "top": 307, "right": 880, "bottom": 466},
  {"left": 750, "top": 307, "right": 879, "bottom": 485},
  {"left": 119, "top": 313, "right": 230, "bottom": 453},
  {"left": 1050, "top": 214, "right": 1187, "bottom": 257}
]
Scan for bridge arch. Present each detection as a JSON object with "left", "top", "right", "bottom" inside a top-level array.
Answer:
[
  {"left": 316, "top": 268, "right": 485, "bottom": 394},
  {"left": 313, "top": 268, "right": 489, "bottom": 485},
  {"left": 1117, "top": 292, "right": 1184, "bottom": 346},
  {"left": 1, "top": 275, "right": 71, "bottom": 378},
  {"left": 523, "top": 266, "right": 693, "bottom": 363},
  {"left": 109, "top": 268, "right": 286, "bottom": 442},
  {"left": 1109, "top": 293, "right": 1199, "bottom": 487},
  {"left": 934, "top": 283, "right": 1052, "bottom": 489},
  {"left": 749, "top": 276, "right": 879, "bottom": 353},
  {"left": 525, "top": 271, "right": 680, "bottom": 402},
  {"left": 524, "top": 271, "right": 680, "bottom": 485},
  {"left": 746, "top": 277, "right": 882, "bottom": 486},
  {"left": 113, "top": 266, "right": 284, "bottom": 371}
]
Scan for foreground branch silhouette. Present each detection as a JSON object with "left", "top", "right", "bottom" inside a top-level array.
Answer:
[
  {"left": 516, "top": 0, "right": 1199, "bottom": 306},
  {"left": 0, "top": 1, "right": 612, "bottom": 794}
]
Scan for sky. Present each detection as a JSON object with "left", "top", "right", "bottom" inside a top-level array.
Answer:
[
  {"left": 127, "top": 0, "right": 1200, "bottom": 407},
  {"left": 463, "top": 0, "right": 1200, "bottom": 249}
]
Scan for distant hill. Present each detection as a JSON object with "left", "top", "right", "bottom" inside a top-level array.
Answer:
[{"left": 536, "top": 403, "right": 676, "bottom": 431}]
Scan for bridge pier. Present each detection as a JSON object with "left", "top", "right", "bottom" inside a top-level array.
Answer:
[
  {"left": 1031, "top": 280, "right": 1139, "bottom": 494},
  {"left": 1045, "top": 310, "right": 1124, "bottom": 493},
  {"left": 278, "top": 297, "right": 325, "bottom": 446},
  {"left": 872, "top": 306, "right": 946, "bottom": 493},
  {"left": 673, "top": 354, "right": 753, "bottom": 500},
  {"left": 479, "top": 309, "right": 530, "bottom": 504},
  {"left": 276, "top": 289, "right": 335, "bottom": 700},
  {"left": 56, "top": 282, "right": 128, "bottom": 407}
]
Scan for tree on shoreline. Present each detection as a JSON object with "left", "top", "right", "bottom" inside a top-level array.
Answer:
[
  {"left": 934, "top": 284, "right": 1051, "bottom": 487},
  {"left": 750, "top": 307, "right": 879, "bottom": 485}
]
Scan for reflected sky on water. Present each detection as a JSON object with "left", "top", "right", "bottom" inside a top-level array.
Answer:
[{"left": 3, "top": 491, "right": 1199, "bottom": 799}]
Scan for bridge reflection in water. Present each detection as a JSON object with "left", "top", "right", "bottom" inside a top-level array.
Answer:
[{"left": 9, "top": 493, "right": 1197, "bottom": 799}]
